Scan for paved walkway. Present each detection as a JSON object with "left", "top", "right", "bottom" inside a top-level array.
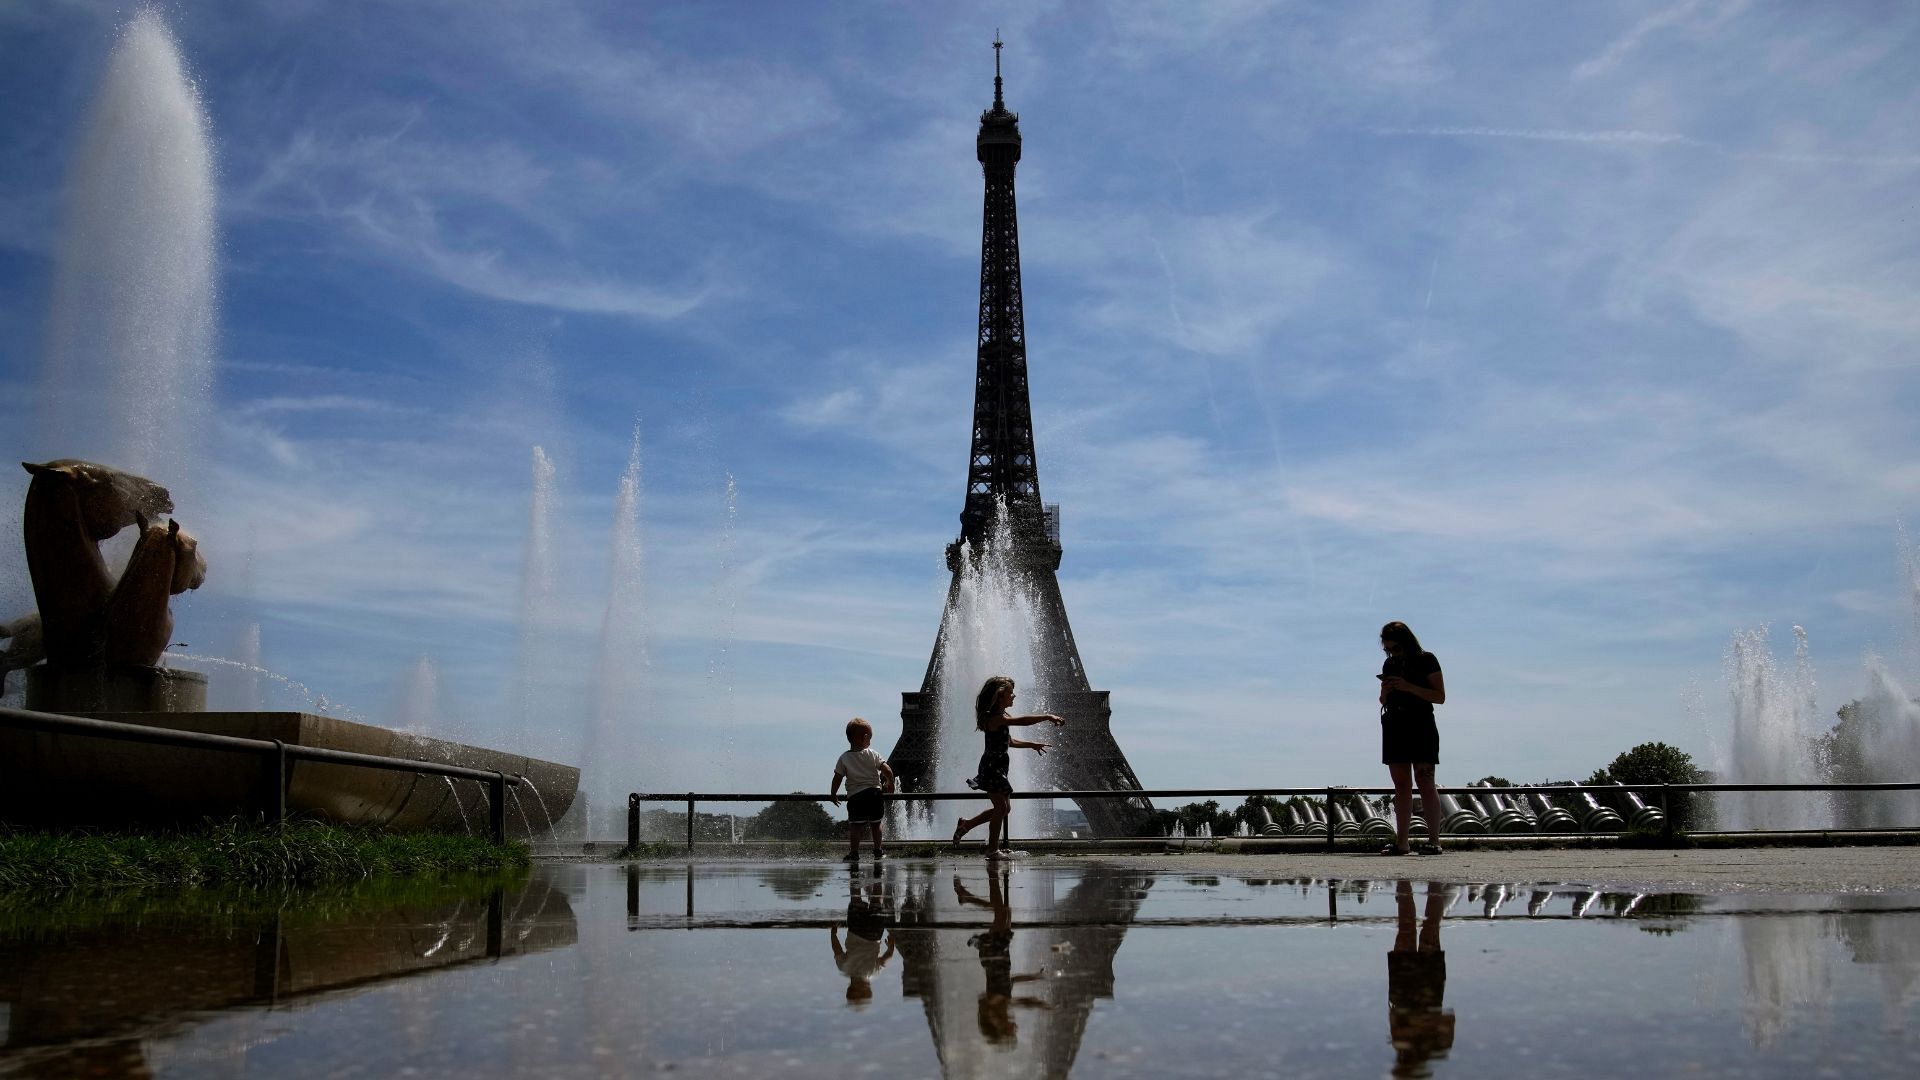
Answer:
[{"left": 1074, "top": 845, "right": 1920, "bottom": 894}]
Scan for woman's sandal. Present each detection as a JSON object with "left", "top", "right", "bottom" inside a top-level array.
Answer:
[
  {"left": 1415, "top": 843, "right": 1445, "bottom": 856},
  {"left": 951, "top": 821, "right": 967, "bottom": 846},
  {"left": 1379, "top": 843, "right": 1410, "bottom": 855}
]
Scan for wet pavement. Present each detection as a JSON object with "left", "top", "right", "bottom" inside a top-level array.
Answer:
[
  {"left": 3, "top": 857, "right": 1919, "bottom": 1077},
  {"left": 1081, "top": 843, "right": 1920, "bottom": 893}
]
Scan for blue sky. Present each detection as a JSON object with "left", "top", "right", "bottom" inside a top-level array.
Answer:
[{"left": 3, "top": 1, "right": 1918, "bottom": 811}]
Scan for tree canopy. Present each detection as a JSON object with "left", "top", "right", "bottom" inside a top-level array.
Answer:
[
  {"left": 1586, "top": 741, "right": 1703, "bottom": 787},
  {"left": 745, "top": 796, "right": 837, "bottom": 840}
]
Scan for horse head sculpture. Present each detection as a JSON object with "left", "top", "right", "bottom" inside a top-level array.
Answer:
[{"left": 18, "top": 459, "right": 203, "bottom": 670}]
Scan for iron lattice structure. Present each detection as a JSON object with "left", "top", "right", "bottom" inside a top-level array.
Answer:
[{"left": 888, "top": 44, "right": 1151, "bottom": 837}]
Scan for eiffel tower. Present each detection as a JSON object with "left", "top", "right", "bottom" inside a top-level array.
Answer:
[{"left": 887, "top": 40, "right": 1151, "bottom": 837}]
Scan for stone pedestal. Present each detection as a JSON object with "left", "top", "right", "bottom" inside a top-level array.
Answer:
[
  {"left": 23, "top": 664, "right": 208, "bottom": 712},
  {"left": 0, "top": 710, "right": 579, "bottom": 836}
]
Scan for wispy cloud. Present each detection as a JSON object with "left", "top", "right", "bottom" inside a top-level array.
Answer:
[
  {"left": 1573, "top": 0, "right": 1751, "bottom": 81},
  {"left": 1369, "top": 125, "right": 1920, "bottom": 167},
  {"left": 1371, "top": 125, "right": 1709, "bottom": 147}
]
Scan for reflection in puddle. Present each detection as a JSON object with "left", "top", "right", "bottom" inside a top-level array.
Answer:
[
  {"left": 895, "top": 864, "right": 1150, "bottom": 1078},
  {"left": 1738, "top": 906, "right": 1834, "bottom": 1046},
  {"left": 3, "top": 863, "right": 1919, "bottom": 1077},
  {"left": 1388, "top": 881, "right": 1454, "bottom": 1078},
  {"left": 0, "top": 877, "right": 575, "bottom": 1076}
]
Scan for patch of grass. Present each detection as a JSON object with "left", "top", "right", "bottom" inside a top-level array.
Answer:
[{"left": 0, "top": 819, "right": 528, "bottom": 891}]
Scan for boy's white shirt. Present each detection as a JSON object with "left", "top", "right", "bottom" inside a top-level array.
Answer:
[{"left": 835, "top": 747, "right": 886, "bottom": 793}]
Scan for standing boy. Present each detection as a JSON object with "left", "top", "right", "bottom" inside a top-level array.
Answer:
[{"left": 830, "top": 717, "right": 895, "bottom": 861}]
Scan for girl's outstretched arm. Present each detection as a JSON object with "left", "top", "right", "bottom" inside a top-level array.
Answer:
[{"left": 1009, "top": 713, "right": 1065, "bottom": 727}]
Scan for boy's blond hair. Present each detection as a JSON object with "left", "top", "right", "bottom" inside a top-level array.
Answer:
[{"left": 845, "top": 717, "right": 872, "bottom": 746}]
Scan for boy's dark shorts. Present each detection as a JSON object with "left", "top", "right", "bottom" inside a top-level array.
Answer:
[{"left": 847, "top": 787, "right": 883, "bottom": 825}]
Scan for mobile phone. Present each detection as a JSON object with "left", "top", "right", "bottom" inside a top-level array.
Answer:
[{"left": 1376, "top": 674, "right": 1390, "bottom": 680}]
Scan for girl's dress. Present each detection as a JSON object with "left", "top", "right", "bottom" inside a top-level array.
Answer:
[
  {"left": 1381, "top": 651, "right": 1443, "bottom": 765},
  {"left": 969, "top": 723, "right": 1013, "bottom": 794}
]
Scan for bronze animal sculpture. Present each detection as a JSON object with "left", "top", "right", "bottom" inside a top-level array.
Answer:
[{"left": 18, "top": 459, "right": 205, "bottom": 672}]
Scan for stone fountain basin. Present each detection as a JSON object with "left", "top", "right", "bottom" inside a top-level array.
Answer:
[{"left": 0, "top": 711, "right": 577, "bottom": 837}]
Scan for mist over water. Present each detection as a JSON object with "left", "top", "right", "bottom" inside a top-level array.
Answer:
[{"left": 35, "top": 8, "right": 216, "bottom": 488}]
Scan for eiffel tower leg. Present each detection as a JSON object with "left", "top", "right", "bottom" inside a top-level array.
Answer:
[{"left": 1032, "top": 690, "right": 1152, "bottom": 837}]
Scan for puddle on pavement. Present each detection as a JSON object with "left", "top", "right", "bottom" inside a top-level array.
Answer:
[{"left": 3, "top": 861, "right": 1918, "bottom": 1077}]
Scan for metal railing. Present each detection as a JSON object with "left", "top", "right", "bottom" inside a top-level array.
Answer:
[
  {"left": 627, "top": 782, "right": 1920, "bottom": 852},
  {"left": 1, "top": 704, "right": 524, "bottom": 843}
]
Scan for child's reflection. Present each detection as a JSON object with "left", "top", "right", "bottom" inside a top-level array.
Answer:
[
  {"left": 830, "top": 873, "right": 895, "bottom": 1006},
  {"left": 954, "top": 866, "right": 1050, "bottom": 1045},
  {"left": 1388, "top": 880, "right": 1456, "bottom": 1077}
]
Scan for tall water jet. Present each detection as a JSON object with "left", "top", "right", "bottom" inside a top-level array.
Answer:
[
  {"left": 703, "top": 472, "right": 741, "bottom": 789},
  {"left": 35, "top": 8, "right": 216, "bottom": 488},
  {"left": 228, "top": 621, "right": 264, "bottom": 711},
  {"left": 391, "top": 656, "right": 445, "bottom": 736},
  {"left": 589, "top": 424, "right": 649, "bottom": 824},
  {"left": 510, "top": 446, "right": 560, "bottom": 757},
  {"left": 1721, "top": 626, "right": 1828, "bottom": 830},
  {"left": 930, "top": 503, "right": 1047, "bottom": 841}
]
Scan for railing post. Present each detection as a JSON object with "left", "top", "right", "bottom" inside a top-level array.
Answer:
[
  {"left": 1325, "top": 788, "right": 1337, "bottom": 852},
  {"left": 263, "top": 739, "right": 288, "bottom": 825},
  {"left": 1660, "top": 784, "right": 1675, "bottom": 843},
  {"left": 489, "top": 771, "right": 508, "bottom": 845},
  {"left": 628, "top": 792, "right": 640, "bottom": 853},
  {"left": 686, "top": 793, "right": 695, "bottom": 853}
]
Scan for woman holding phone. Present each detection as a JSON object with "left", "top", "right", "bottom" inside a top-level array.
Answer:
[{"left": 1379, "top": 621, "right": 1446, "bottom": 855}]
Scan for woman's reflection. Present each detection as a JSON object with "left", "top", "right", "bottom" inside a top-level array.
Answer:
[
  {"left": 1387, "top": 880, "right": 1455, "bottom": 1078},
  {"left": 953, "top": 866, "right": 1050, "bottom": 1045}
]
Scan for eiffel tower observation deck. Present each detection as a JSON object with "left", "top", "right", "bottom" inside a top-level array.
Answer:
[{"left": 888, "top": 41, "right": 1151, "bottom": 838}]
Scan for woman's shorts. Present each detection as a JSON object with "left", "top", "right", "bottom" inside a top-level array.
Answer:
[
  {"left": 1381, "top": 713, "right": 1440, "bottom": 765},
  {"left": 847, "top": 787, "right": 884, "bottom": 824}
]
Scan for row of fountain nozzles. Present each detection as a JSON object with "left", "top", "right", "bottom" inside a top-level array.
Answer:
[{"left": 1241, "top": 782, "right": 1664, "bottom": 839}]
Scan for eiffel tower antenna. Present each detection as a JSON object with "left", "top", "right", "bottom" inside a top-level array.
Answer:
[
  {"left": 993, "top": 31, "right": 1004, "bottom": 108},
  {"left": 888, "top": 40, "right": 1152, "bottom": 837}
]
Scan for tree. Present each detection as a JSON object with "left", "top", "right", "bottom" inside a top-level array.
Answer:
[
  {"left": 1596, "top": 742, "right": 1703, "bottom": 787},
  {"left": 745, "top": 795, "right": 836, "bottom": 840},
  {"left": 1815, "top": 699, "right": 1881, "bottom": 827},
  {"left": 1813, "top": 699, "right": 1870, "bottom": 785},
  {"left": 1473, "top": 775, "right": 1513, "bottom": 787},
  {"left": 1143, "top": 800, "right": 1240, "bottom": 837},
  {"left": 1590, "top": 742, "right": 1704, "bottom": 830}
]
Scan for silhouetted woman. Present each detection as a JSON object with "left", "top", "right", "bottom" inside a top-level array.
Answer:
[
  {"left": 951, "top": 675, "right": 1063, "bottom": 856},
  {"left": 1379, "top": 621, "right": 1447, "bottom": 855}
]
